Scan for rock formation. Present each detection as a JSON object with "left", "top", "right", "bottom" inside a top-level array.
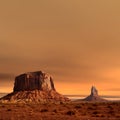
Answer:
[
  {"left": 0, "top": 71, "right": 70, "bottom": 103},
  {"left": 14, "top": 71, "right": 55, "bottom": 92},
  {"left": 83, "top": 86, "right": 106, "bottom": 101}
]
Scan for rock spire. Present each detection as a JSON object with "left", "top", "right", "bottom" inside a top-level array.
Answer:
[{"left": 83, "top": 86, "right": 106, "bottom": 101}]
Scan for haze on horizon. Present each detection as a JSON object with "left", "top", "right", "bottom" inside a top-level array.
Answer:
[{"left": 0, "top": 0, "right": 120, "bottom": 96}]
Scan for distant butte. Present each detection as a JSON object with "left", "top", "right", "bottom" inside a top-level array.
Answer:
[
  {"left": 0, "top": 71, "right": 70, "bottom": 103},
  {"left": 83, "top": 86, "right": 106, "bottom": 101}
]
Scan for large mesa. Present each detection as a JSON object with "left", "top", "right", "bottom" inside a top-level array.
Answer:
[
  {"left": 14, "top": 71, "right": 55, "bottom": 92},
  {"left": 0, "top": 71, "right": 70, "bottom": 103}
]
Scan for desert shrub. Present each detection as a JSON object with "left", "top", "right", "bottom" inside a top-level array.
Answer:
[
  {"left": 40, "top": 109, "right": 48, "bottom": 112},
  {"left": 101, "top": 114, "right": 105, "bottom": 117},
  {"left": 108, "top": 110, "right": 114, "bottom": 114},
  {"left": 75, "top": 105, "right": 82, "bottom": 109},
  {"left": 93, "top": 111, "right": 98, "bottom": 114},
  {"left": 66, "top": 110, "right": 76, "bottom": 115},
  {"left": 1, "top": 105, "right": 5, "bottom": 108},
  {"left": 53, "top": 109, "right": 57, "bottom": 113},
  {"left": 7, "top": 108, "right": 12, "bottom": 111},
  {"left": 107, "top": 105, "right": 113, "bottom": 109},
  {"left": 92, "top": 103, "right": 98, "bottom": 107},
  {"left": 87, "top": 107, "right": 95, "bottom": 110}
]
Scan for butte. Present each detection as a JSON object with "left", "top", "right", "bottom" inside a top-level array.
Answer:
[{"left": 0, "top": 71, "right": 70, "bottom": 103}]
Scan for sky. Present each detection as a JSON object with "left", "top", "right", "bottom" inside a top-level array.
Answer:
[{"left": 0, "top": 0, "right": 120, "bottom": 96}]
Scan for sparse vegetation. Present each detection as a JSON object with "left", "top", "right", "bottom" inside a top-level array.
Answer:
[
  {"left": 75, "top": 105, "right": 82, "bottom": 109},
  {"left": 66, "top": 110, "right": 76, "bottom": 115},
  {"left": 7, "top": 108, "right": 12, "bottom": 111},
  {"left": 92, "top": 111, "right": 99, "bottom": 114},
  {"left": 40, "top": 109, "right": 48, "bottom": 112},
  {"left": 0, "top": 101, "right": 120, "bottom": 120},
  {"left": 53, "top": 109, "right": 57, "bottom": 113}
]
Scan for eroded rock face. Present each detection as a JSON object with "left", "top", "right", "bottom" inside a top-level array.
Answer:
[
  {"left": 0, "top": 71, "right": 70, "bottom": 103},
  {"left": 0, "top": 90, "right": 69, "bottom": 103},
  {"left": 14, "top": 71, "right": 55, "bottom": 92}
]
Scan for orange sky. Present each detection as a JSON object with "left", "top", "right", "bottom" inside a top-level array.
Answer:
[{"left": 0, "top": 0, "right": 120, "bottom": 95}]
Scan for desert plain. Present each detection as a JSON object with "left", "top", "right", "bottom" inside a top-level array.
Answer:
[{"left": 0, "top": 101, "right": 120, "bottom": 120}]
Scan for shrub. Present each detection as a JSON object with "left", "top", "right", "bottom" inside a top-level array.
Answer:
[
  {"left": 40, "top": 109, "right": 48, "bottom": 112},
  {"left": 53, "top": 109, "right": 57, "bottom": 113},
  {"left": 66, "top": 110, "right": 76, "bottom": 115},
  {"left": 75, "top": 105, "right": 82, "bottom": 109},
  {"left": 93, "top": 111, "right": 98, "bottom": 114},
  {"left": 7, "top": 108, "right": 12, "bottom": 111}
]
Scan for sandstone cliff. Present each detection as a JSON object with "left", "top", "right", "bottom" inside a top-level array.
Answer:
[{"left": 14, "top": 71, "right": 55, "bottom": 92}]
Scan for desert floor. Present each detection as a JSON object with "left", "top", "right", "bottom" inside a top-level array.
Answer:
[{"left": 0, "top": 101, "right": 120, "bottom": 120}]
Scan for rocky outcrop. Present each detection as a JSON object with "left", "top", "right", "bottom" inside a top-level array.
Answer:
[
  {"left": 0, "top": 90, "right": 69, "bottom": 103},
  {"left": 0, "top": 71, "right": 70, "bottom": 103},
  {"left": 90, "top": 86, "right": 98, "bottom": 96},
  {"left": 83, "top": 86, "right": 106, "bottom": 101},
  {"left": 14, "top": 71, "right": 55, "bottom": 92}
]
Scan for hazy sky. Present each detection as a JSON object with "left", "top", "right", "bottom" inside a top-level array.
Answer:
[{"left": 0, "top": 0, "right": 120, "bottom": 95}]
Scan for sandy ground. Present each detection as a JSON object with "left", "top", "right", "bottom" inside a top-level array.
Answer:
[{"left": 0, "top": 101, "right": 120, "bottom": 120}]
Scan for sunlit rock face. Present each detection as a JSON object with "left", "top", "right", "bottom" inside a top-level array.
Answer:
[
  {"left": 0, "top": 71, "right": 70, "bottom": 103},
  {"left": 83, "top": 86, "right": 106, "bottom": 101},
  {"left": 14, "top": 71, "right": 55, "bottom": 92}
]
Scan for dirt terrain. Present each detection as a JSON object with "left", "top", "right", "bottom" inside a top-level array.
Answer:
[{"left": 0, "top": 101, "right": 120, "bottom": 120}]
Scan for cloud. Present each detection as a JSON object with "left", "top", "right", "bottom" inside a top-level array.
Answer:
[
  {"left": 0, "top": 73, "right": 14, "bottom": 80},
  {"left": 105, "top": 88, "right": 120, "bottom": 91}
]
